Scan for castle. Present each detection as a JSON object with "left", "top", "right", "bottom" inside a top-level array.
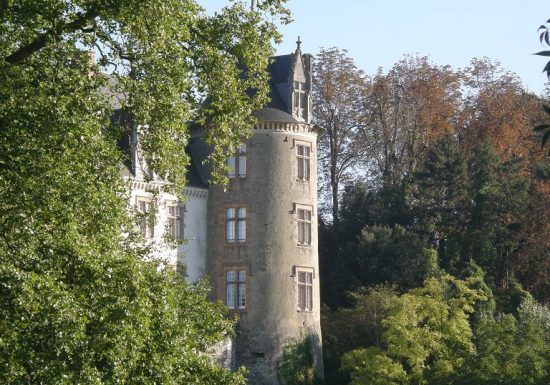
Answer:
[{"left": 122, "top": 41, "right": 323, "bottom": 385}]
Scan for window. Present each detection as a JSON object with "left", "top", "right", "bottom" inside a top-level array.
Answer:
[
  {"left": 226, "top": 207, "right": 246, "bottom": 243},
  {"left": 167, "top": 203, "right": 183, "bottom": 239},
  {"left": 297, "top": 144, "right": 311, "bottom": 181},
  {"left": 225, "top": 269, "right": 247, "bottom": 310},
  {"left": 296, "top": 269, "right": 313, "bottom": 311},
  {"left": 297, "top": 208, "right": 312, "bottom": 246},
  {"left": 293, "top": 81, "right": 307, "bottom": 119},
  {"left": 137, "top": 198, "right": 154, "bottom": 238},
  {"left": 228, "top": 144, "right": 247, "bottom": 178}
]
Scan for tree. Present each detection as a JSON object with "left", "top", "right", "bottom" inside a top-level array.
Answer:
[
  {"left": 313, "top": 47, "right": 366, "bottom": 223},
  {"left": 362, "top": 55, "right": 461, "bottom": 187},
  {"left": 356, "top": 225, "right": 433, "bottom": 290},
  {"left": 535, "top": 20, "right": 550, "bottom": 149},
  {"left": 413, "top": 138, "right": 530, "bottom": 290},
  {"left": 460, "top": 58, "right": 535, "bottom": 161},
  {"left": 322, "top": 286, "right": 397, "bottom": 385},
  {"left": 464, "top": 143, "right": 529, "bottom": 287},
  {"left": 1, "top": 0, "right": 285, "bottom": 187},
  {"left": 0, "top": 0, "right": 286, "bottom": 383},
  {"left": 341, "top": 275, "right": 488, "bottom": 385},
  {"left": 341, "top": 347, "right": 407, "bottom": 385},
  {"left": 339, "top": 280, "right": 550, "bottom": 385},
  {"left": 455, "top": 298, "right": 550, "bottom": 385},
  {"left": 412, "top": 133, "right": 470, "bottom": 271},
  {"left": 318, "top": 182, "right": 412, "bottom": 309}
]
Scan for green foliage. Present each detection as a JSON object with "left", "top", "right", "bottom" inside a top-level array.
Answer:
[
  {"left": 455, "top": 298, "right": 550, "bottom": 385},
  {"left": 0, "top": 0, "right": 286, "bottom": 383},
  {"left": 340, "top": 275, "right": 489, "bottom": 385},
  {"left": 322, "top": 286, "right": 397, "bottom": 385},
  {"left": 277, "top": 335, "right": 317, "bottom": 385},
  {"left": 336, "top": 276, "right": 550, "bottom": 385},
  {"left": 341, "top": 347, "right": 407, "bottom": 385},
  {"left": 318, "top": 182, "right": 414, "bottom": 309},
  {"left": 534, "top": 160, "right": 550, "bottom": 180},
  {"left": 413, "top": 133, "right": 470, "bottom": 271},
  {"left": 464, "top": 143, "right": 529, "bottom": 284},
  {"left": 357, "top": 225, "right": 431, "bottom": 290},
  {"left": 0, "top": 0, "right": 285, "bottom": 188},
  {"left": 0, "top": 254, "right": 247, "bottom": 384}
]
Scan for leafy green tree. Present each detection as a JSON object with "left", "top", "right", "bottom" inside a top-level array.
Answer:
[
  {"left": 413, "top": 133, "right": 470, "bottom": 272},
  {"left": 322, "top": 286, "right": 397, "bottom": 385},
  {"left": 318, "top": 182, "right": 413, "bottom": 308},
  {"left": 0, "top": 0, "right": 286, "bottom": 383},
  {"left": 356, "top": 225, "right": 432, "bottom": 290},
  {"left": 413, "top": 138, "right": 529, "bottom": 294},
  {"left": 455, "top": 298, "right": 550, "bottom": 385},
  {"left": 1, "top": 0, "right": 285, "bottom": 187},
  {"left": 340, "top": 275, "right": 488, "bottom": 385},
  {"left": 277, "top": 335, "right": 318, "bottom": 385},
  {"left": 341, "top": 347, "right": 407, "bottom": 385},
  {"left": 464, "top": 143, "right": 529, "bottom": 286}
]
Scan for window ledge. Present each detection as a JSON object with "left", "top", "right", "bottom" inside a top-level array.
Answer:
[{"left": 226, "top": 242, "right": 247, "bottom": 247}]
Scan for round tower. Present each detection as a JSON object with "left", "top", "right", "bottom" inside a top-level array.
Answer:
[{"left": 205, "top": 43, "right": 323, "bottom": 385}]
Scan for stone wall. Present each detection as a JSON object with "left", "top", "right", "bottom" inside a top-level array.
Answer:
[{"left": 205, "top": 123, "right": 323, "bottom": 385}]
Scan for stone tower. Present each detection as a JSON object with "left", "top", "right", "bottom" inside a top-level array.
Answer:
[{"left": 205, "top": 40, "right": 323, "bottom": 384}]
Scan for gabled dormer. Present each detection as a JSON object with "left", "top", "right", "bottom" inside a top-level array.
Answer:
[
  {"left": 290, "top": 37, "right": 312, "bottom": 123},
  {"left": 264, "top": 37, "right": 313, "bottom": 123}
]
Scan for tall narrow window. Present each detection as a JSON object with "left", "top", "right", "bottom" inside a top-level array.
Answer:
[
  {"left": 297, "top": 208, "right": 312, "bottom": 246},
  {"left": 225, "top": 269, "right": 247, "bottom": 310},
  {"left": 167, "top": 203, "right": 183, "bottom": 239},
  {"left": 226, "top": 207, "right": 246, "bottom": 243},
  {"left": 137, "top": 198, "right": 154, "bottom": 238},
  {"left": 228, "top": 144, "right": 247, "bottom": 178},
  {"left": 297, "top": 144, "right": 311, "bottom": 181},
  {"left": 294, "top": 81, "right": 306, "bottom": 119},
  {"left": 297, "top": 270, "right": 313, "bottom": 311}
]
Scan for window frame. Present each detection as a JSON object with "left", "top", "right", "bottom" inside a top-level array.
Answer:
[
  {"left": 226, "top": 206, "right": 247, "bottom": 244},
  {"left": 227, "top": 143, "right": 247, "bottom": 179},
  {"left": 294, "top": 266, "right": 314, "bottom": 312},
  {"left": 166, "top": 201, "right": 184, "bottom": 240},
  {"left": 293, "top": 81, "right": 307, "bottom": 119},
  {"left": 294, "top": 139, "right": 312, "bottom": 182},
  {"left": 297, "top": 144, "right": 311, "bottom": 181},
  {"left": 294, "top": 203, "right": 313, "bottom": 246},
  {"left": 136, "top": 196, "right": 155, "bottom": 239},
  {"left": 223, "top": 265, "right": 249, "bottom": 312}
]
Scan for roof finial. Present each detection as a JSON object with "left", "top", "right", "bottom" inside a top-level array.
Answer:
[{"left": 296, "top": 36, "right": 302, "bottom": 51}]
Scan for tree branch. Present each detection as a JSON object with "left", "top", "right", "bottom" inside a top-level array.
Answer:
[{"left": 4, "top": 7, "right": 100, "bottom": 64}]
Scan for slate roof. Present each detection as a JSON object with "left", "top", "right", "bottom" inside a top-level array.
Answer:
[
  {"left": 185, "top": 137, "right": 210, "bottom": 188},
  {"left": 254, "top": 107, "right": 299, "bottom": 123},
  {"left": 268, "top": 54, "right": 293, "bottom": 83},
  {"left": 265, "top": 54, "right": 293, "bottom": 112}
]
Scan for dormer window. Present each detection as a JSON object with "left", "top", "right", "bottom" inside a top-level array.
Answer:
[{"left": 293, "top": 81, "right": 307, "bottom": 119}]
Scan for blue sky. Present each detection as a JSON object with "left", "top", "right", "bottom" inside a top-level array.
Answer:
[{"left": 201, "top": 0, "right": 550, "bottom": 95}]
